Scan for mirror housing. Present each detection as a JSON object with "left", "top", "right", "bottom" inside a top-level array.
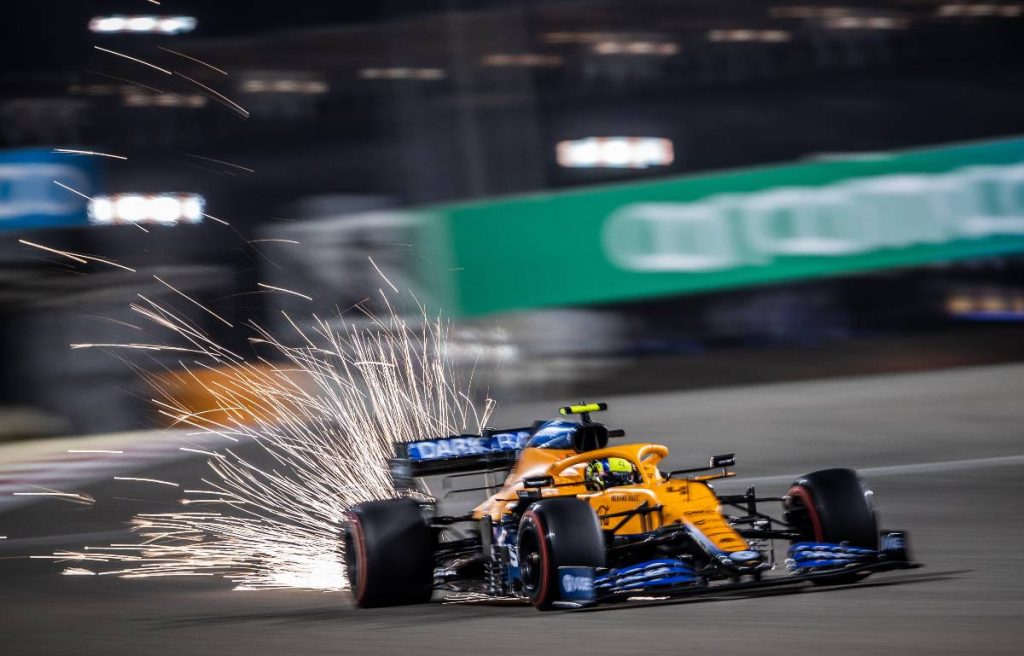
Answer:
[
  {"left": 523, "top": 475, "right": 554, "bottom": 489},
  {"left": 710, "top": 453, "right": 736, "bottom": 468}
]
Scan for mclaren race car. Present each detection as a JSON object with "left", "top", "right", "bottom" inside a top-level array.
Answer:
[{"left": 344, "top": 403, "right": 915, "bottom": 609}]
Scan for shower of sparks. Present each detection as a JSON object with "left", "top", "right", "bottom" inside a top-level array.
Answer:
[
  {"left": 19, "top": 239, "right": 137, "bottom": 272},
  {"left": 62, "top": 568, "right": 97, "bottom": 575},
  {"left": 14, "top": 492, "right": 95, "bottom": 505},
  {"left": 57, "top": 282, "right": 494, "bottom": 591},
  {"left": 158, "top": 47, "right": 228, "bottom": 76},
  {"left": 203, "top": 213, "right": 230, "bottom": 226},
  {"left": 179, "top": 448, "right": 225, "bottom": 458},
  {"left": 53, "top": 148, "right": 128, "bottom": 160},
  {"left": 154, "top": 275, "right": 234, "bottom": 327},
  {"left": 368, "top": 257, "right": 400, "bottom": 294},
  {"left": 186, "top": 154, "right": 254, "bottom": 173},
  {"left": 174, "top": 71, "right": 250, "bottom": 118},
  {"left": 256, "top": 283, "right": 313, "bottom": 301},
  {"left": 113, "top": 477, "right": 180, "bottom": 487},
  {"left": 69, "top": 343, "right": 204, "bottom": 353},
  {"left": 19, "top": 240, "right": 88, "bottom": 264},
  {"left": 83, "top": 256, "right": 135, "bottom": 273},
  {"left": 51, "top": 180, "right": 92, "bottom": 201},
  {"left": 94, "top": 46, "right": 173, "bottom": 76}
]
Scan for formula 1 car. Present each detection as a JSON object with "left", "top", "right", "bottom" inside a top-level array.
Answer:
[{"left": 343, "top": 403, "right": 915, "bottom": 609}]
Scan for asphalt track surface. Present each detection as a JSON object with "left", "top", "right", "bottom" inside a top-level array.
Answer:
[{"left": 2, "top": 363, "right": 1023, "bottom": 655}]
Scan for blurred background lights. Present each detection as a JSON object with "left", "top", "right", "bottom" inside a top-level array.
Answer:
[
  {"left": 122, "top": 93, "right": 207, "bottom": 108},
  {"left": 480, "top": 53, "right": 565, "bottom": 68},
  {"left": 557, "top": 137, "right": 674, "bottom": 169},
  {"left": 241, "top": 79, "right": 330, "bottom": 94},
  {"left": 1, "top": 5, "right": 1024, "bottom": 643},
  {"left": 126, "top": 17, "right": 158, "bottom": 32},
  {"left": 179, "top": 196, "right": 204, "bottom": 222},
  {"left": 603, "top": 140, "right": 633, "bottom": 167},
  {"left": 150, "top": 196, "right": 181, "bottom": 224},
  {"left": 87, "top": 197, "right": 114, "bottom": 223},
  {"left": 707, "top": 29, "right": 793, "bottom": 43},
  {"left": 938, "top": 3, "right": 1023, "bottom": 17},
  {"left": 89, "top": 15, "right": 197, "bottom": 35},
  {"left": 592, "top": 40, "right": 679, "bottom": 55},
  {"left": 88, "top": 194, "right": 206, "bottom": 226},
  {"left": 114, "top": 195, "right": 147, "bottom": 223},
  {"left": 358, "top": 67, "right": 447, "bottom": 80},
  {"left": 824, "top": 15, "right": 909, "bottom": 30}
]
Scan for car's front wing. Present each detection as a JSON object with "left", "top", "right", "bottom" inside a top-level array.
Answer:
[{"left": 556, "top": 531, "right": 918, "bottom": 608}]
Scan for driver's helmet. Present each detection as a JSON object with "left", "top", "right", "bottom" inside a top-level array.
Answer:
[{"left": 584, "top": 457, "right": 640, "bottom": 491}]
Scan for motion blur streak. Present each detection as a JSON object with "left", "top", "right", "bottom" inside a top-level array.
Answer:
[
  {"left": 173, "top": 72, "right": 250, "bottom": 118},
  {"left": 92, "top": 46, "right": 173, "bottom": 76},
  {"left": 57, "top": 281, "right": 493, "bottom": 590},
  {"left": 18, "top": 239, "right": 137, "bottom": 272},
  {"left": 52, "top": 148, "right": 127, "bottom": 160},
  {"left": 14, "top": 491, "right": 94, "bottom": 505},
  {"left": 156, "top": 47, "right": 228, "bottom": 76},
  {"left": 112, "top": 476, "right": 179, "bottom": 487},
  {"left": 256, "top": 282, "right": 313, "bottom": 301}
]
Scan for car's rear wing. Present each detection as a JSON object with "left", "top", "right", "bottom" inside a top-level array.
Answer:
[{"left": 390, "top": 427, "right": 535, "bottom": 479}]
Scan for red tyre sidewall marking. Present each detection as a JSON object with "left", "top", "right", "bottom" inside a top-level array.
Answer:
[
  {"left": 523, "top": 510, "right": 551, "bottom": 605},
  {"left": 348, "top": 515, "right": 370, "bottom": 604},
  {"left": 787, "top": 485, "right": 823, "bottom": 542}
]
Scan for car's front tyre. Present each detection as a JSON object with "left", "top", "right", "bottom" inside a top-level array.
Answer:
[
  {"left": 784, "top": 468, "right": 879, "bottom": 584},
  {"left": 518, "top": 497, "right": 606, "bottom": 610},
  {"left": 784, "top": 467, "right": 879, "bottom": 549}
]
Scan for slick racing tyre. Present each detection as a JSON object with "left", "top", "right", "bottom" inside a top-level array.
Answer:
[
  {"left": 784, "top": 468, "right": 879, "bottom": 548},
  {"left": 344, "top": 498, "right": 434, "bottom": 608},
  {"left": 518, "top": 497, "right": 606, "bottom": 610},
  {"left": 784, "top": 468, "right": 878, "bottom": 584}
]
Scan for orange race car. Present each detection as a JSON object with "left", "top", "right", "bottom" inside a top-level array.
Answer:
[{"left": 344, "top": 403, "right": 915, "bottom": 609}]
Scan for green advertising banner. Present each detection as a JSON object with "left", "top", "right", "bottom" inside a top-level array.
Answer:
[{"left": 417, "top": 137, "right": 1024, "bottom": 317}]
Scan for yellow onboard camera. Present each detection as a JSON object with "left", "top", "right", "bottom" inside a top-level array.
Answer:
[{"left": 559, "top": 402, "right": 607, "bottom": 417}]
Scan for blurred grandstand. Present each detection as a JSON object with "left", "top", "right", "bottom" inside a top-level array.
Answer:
[{"left": 2, "top": 0, "right": 1023, "bottom": 435}]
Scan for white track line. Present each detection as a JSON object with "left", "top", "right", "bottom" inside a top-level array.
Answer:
[{"left": 732, "top": 453, "right": 1024, "bottom": 487}]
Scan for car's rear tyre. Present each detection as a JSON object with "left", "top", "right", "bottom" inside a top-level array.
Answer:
[
  {"left": 344, "top": 498, "right": 434, "bottom": 608},
  {"left": 784, "top": 468, "right": 879, "bottom": 584},
  {"left": 518, "top": 497, "right": 606, "bottom": 610}
]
